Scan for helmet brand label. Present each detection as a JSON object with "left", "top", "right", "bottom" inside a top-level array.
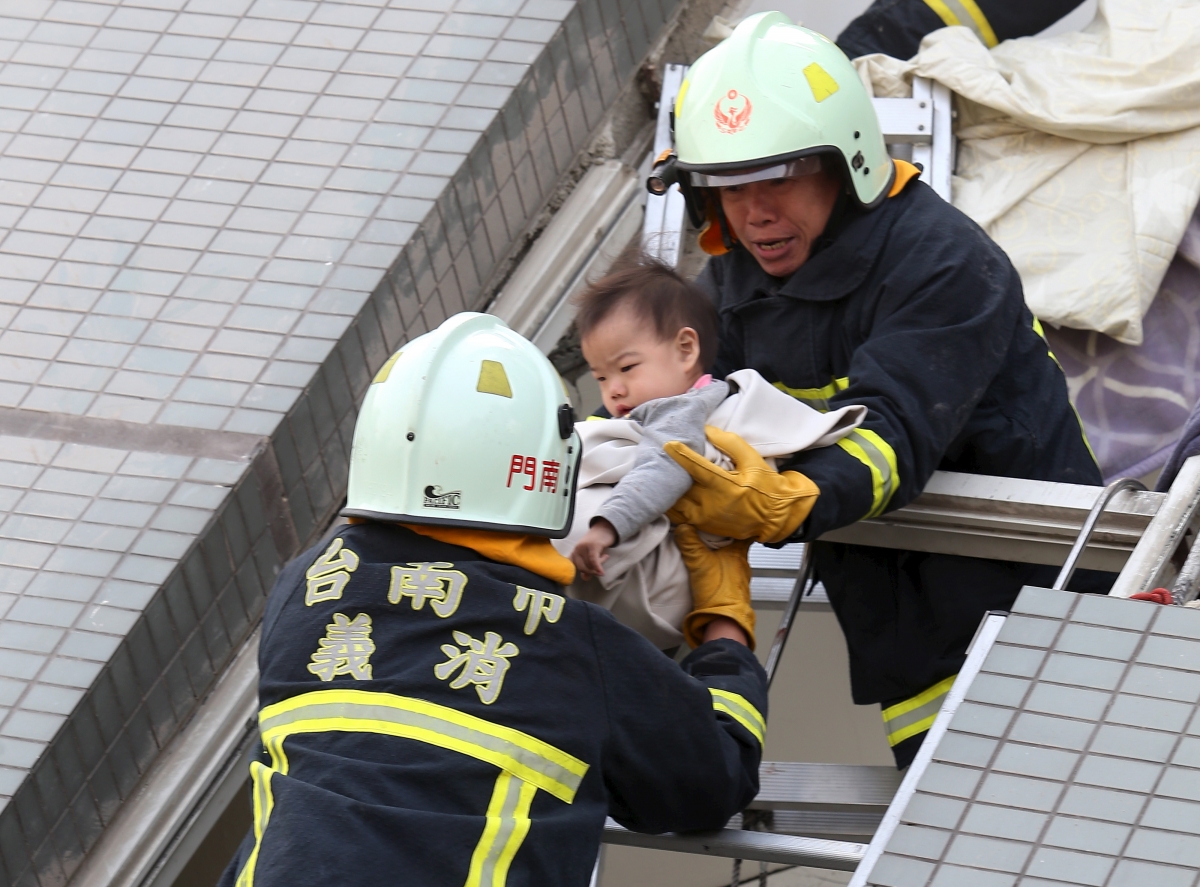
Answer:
[
  {"left": 713, "top": 89, "right": 752, "bottom": 134},
  {"left": 423, "top": 485, "right": 462, "bottom": 509}
]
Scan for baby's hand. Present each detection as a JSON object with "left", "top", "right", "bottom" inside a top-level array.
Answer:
[{"left": 571, "top": 519, "right": 618, "bottom": 580}]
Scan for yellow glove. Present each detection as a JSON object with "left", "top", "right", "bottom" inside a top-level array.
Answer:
[
  {"left": 675, "top": 525, "right": 755, "bottom": 650},
  {"left": 665, "top": 426, "right": 820, "bottom": 544}
]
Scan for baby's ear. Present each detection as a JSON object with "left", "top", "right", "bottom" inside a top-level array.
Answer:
[{"left": 676, "top": 326, "right": 701, "bottom": 363}]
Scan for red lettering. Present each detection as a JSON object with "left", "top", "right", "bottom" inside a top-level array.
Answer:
[{"left": 508, "top": 455, "right": 537, "bottom": 490}]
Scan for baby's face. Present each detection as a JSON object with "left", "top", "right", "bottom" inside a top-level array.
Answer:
[{"left": 581, "top": 303, "right": 701, "bottom": 417}]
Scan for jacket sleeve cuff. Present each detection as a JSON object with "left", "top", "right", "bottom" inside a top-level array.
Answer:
[{"left": 781, "top": 445, "right": 876, "bottom": 539}]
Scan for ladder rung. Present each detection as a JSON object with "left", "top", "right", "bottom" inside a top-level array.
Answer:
[
  {"left": 750, "top": 577, "right": 829, "bottom": 610},
  {"left": 602, "top": 819, "right": 866, "bottom": 871},
  {"left": 748, "top": 543, "right": 804, "bottom": 573},
  {"left": 729, "top": 810, "right": 884, "bottom": 843},
  {"left": 750, "top": 762, "right": 902, "bottom": 813}
]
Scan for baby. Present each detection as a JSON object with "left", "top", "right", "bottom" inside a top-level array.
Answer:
[
  {"left": 555, "top": 252, "right": 865, "bottom": 650},
  {"left": 570, "top": 258, "right": 726, "bottom": 581}
]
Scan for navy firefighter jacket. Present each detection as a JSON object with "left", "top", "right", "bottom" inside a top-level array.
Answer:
[
  {"left": 698, "top": 174, "right": 1101, "bottom": 747},
  {"left": 221, "top": 521, "right": 767, "bottom": 887}
]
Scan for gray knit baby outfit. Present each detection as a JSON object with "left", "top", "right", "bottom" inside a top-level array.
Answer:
[{"left": 596, "top": 379, "right": 730, "bottom": 543}]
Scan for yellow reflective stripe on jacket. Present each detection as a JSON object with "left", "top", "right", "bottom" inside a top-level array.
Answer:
[
  {"left": 881, "top": 675, "right": 956, "bottom": 747},
  {"left": 773, "top": 377, "right": 849, "bottom": 413},
  {"left": 922, "top": 0, "right": 998, "bottom": 46},
  {"left": 772, "top": 378, "right": 898, "bottom": 518},
  {"left": 1031, "top": 318, "right": 1099, "bottom": 468},
  {"left": 837, "top": 429, "right": 899, "bottom": 519},
  {"left": 710, "top": 688, "right": 765, "bottom": 746},
  {"left": 234, "top": 761, "right": 276, "bottom": 887},
  {"left": 466, "top": 770, "right": 537, "bottom": 887},
  {"left": 258, "top": 688, "right": 588, "bottom": 803}
]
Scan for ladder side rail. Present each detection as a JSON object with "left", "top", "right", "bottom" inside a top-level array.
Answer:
[
  {"left": 928, "top": 80, "right": 954, "bottom": 201},
  {"left": 602, "top": 819, "right": 866, "bottom": 871},
  {"left": 1110, "top": 455, "right": 1200, "bottom": 598}
]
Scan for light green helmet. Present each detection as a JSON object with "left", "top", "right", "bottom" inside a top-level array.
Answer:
[
  {"left": 344, "top": 313, "right": 580, "bottom": 537},
  {"left": 674, "top": 11, "right": 893, "bottom": 209}
]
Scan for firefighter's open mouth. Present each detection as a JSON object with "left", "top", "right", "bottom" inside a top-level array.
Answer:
[{"left": 754, "top": 238, "right": 791, "bottom": 253}]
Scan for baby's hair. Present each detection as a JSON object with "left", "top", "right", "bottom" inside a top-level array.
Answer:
[{"left": 572, "top": 249, "right": 720, "bottom": 370}]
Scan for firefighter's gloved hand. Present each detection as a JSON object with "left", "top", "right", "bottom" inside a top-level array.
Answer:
[
  {"left": 675, "top": 525, "right": 755, "bottom": 650},
  {"left": 665, "top": 426, "right": 820, "bottom": 544}
]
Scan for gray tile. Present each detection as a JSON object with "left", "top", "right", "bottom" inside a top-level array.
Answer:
[
  {"left": 1060, "top": 787, "right": 1152, "bottom": 820},
  {"left": 991, "top": 743, "right": 1078, "bottom": 781},
  {"left": 948, "top": 702, "right": 1014, "bottom": 739},
  {"left": 1043, "top": 814, "right": 1130, "bottom": 853},
  {"left": 919, "top": 762, "right": 983, "bottom": 799},
  {"left": 965, "top": 673, "right": 1029, "bottom": 708},
  {"left": 1055, "top": 622, "right": 1142, "bottom": 660},
  {"left": 1125, "top": 829, "right": 1200, "bottom": 868},
  {"left": 929, "top": 866, "right": 1015, "bottom": 887},
  {"left": 1158, "top": 766, "right": 1200, "bottom": 802},
  {"left": 1040, "top": 652, "right": 1126, "bottom": 692},
  {"left": 869, "top": 854, "right": 936, "bottom": 887},
  {"left": 1109, "top": 859, "right": 1197, "bottom": 887},
  {"left": 1075, "top": 754, "right": 1163, "bottom": 793},
  {"left": 1140, "top": 635, "right": 1200, "bottom": 673},
  {"left": 959, "top": 804, "right": 1046, "bottom": 842},
  {"left": 887, "top": 824, "right": 950, "bottom": 861},
  {"left": 1151, "top": 605, "right": 1200, "bottom": 640},
  {"left": 975, "top": 772, "right": 1063, "bottom": 811},
  {"left": 1071, "top": 594, "right": 1157, "bottom": 631},
  {"left": 1141, "top": 796, "right": 1200, "bottom": 831},
  {"left": 1024, "top": 683, "right": 1111, "bottom": 721},
  {"left": 1, "top": 710, "right": 66, "bottom": 742},
  {"left": 944, "top": 834, "right": 1031, "bottom": 873},
  {"left": 1107, "top": 693, "right": 1192, "bottom": 732},
  {"left": 1122, "top": 663, "right": 1200, "bottom": 703},
  {"left": 1093, "top": 723, "right": 1178, "bottom": 763},
  {"left": 1026, "top": 846, "right": 1115, "bottom": 886},
  {"left": 903, "top": 792, "right": 966, "bottom": 830},
  {"left": 936, "top": 732, "right": 998, "bottom": 769}
]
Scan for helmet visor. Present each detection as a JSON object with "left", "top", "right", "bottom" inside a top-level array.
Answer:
[{"left": 689, "top": 155, "right": 822, "bottom": 189}]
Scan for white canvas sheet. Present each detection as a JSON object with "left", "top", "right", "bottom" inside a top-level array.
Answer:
[{"left": 856, "top": 0, "right": 1200, "bottom": 345}]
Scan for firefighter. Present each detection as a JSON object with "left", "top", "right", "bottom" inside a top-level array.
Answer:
[
  {"left": 219, "top": 313, "right": 768, "bottom": 887},
  {"left": 655, "top": 14, "right": 1102, "bottom": 768},
  {"left": 836, "top": 0, "right": 1089, "bottom": 62}
]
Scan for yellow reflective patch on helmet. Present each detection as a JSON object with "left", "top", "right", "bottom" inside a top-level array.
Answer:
[
  {"left": 477, "top": 360, "right": 513, "bottom": 398},
  {"left": 373, "top": 351, "right": 402, "bottom": 384},
  {"left": 803, "top": 63, "right": 839, "bottom": 103},
  {"left": 675, "top": 78, "right": 689, "bottom": 117}
]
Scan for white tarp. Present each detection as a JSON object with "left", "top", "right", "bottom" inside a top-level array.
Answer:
[{"left": 855, "top": 0, "right": 1200, "bottom": 345}]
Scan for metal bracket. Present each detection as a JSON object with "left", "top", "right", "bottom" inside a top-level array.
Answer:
[{"left": 642, "top": 63, "right": 689, "bottom": 267}]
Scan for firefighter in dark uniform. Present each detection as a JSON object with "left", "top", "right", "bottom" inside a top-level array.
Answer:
[
  {"left": 219, "top": 313, "right": 768, "bottom": 887},
  {"left": 836, "top": 0, "right": 1089, "bottom": 64},
  {"left": 653, "top": 14, "right": 1102, "bottom": 768}
]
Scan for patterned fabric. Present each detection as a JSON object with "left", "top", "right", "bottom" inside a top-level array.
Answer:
[{"left": 1046, "top": 251, "right": 1200, "bottom": 481}]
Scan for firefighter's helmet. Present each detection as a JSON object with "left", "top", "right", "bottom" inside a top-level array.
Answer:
[
  {"left": 344, "top": 313, "right": 580, "bottom": 537},
  {"left": 657, "top": 11, "right": 893, "bottom": 250}
]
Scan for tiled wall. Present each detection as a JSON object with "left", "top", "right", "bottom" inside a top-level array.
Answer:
[
  {"left": 867, "top": 587, "right": 1200, "bottom": 887},
  {"left": 0, "top": 0, "right": 682, "bottom": 882}
]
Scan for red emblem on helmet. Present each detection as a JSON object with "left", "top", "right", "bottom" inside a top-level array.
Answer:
[{"left": 714, "top": 89, "right": 752, "bottom": 134}]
